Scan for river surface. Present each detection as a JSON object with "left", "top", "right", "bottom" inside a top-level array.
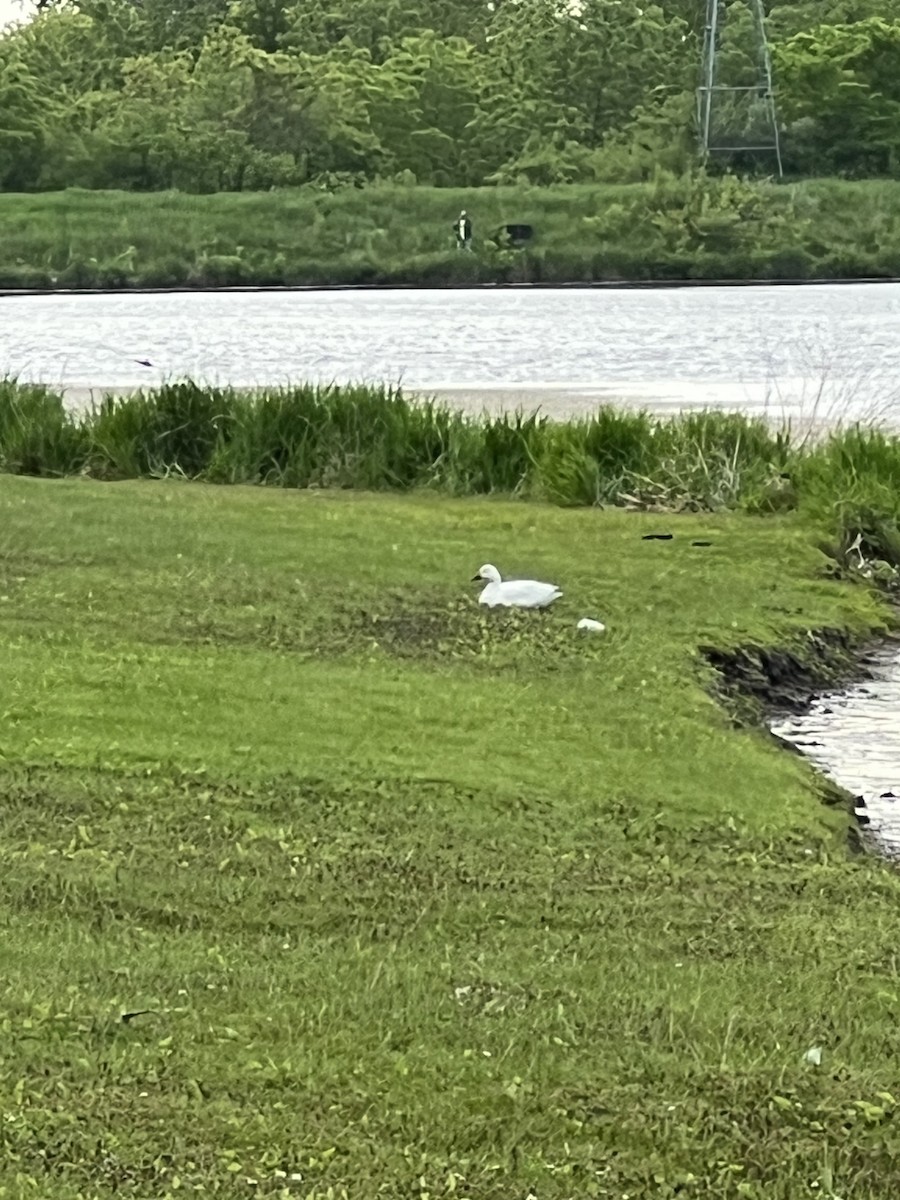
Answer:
[
  {"left": 771, "top": 647, "right": 900, "bottom": 854},
  {"left": 3, "top": 283, "right": 900, "bottom": 423}
]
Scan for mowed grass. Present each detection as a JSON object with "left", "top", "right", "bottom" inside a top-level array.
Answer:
[{"left": 2, "top": 475, "right": 900, "bottom": 1199}]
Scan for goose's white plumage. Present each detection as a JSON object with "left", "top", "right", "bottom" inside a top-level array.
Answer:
[{"left": 472, "top": 564, "right": 562, "bottom": 609}]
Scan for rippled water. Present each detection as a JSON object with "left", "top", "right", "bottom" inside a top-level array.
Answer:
[
  {"left": 771, "top": 648, "right": 900, "bottom": 852},
  {"left": 2, "top": 283, "right": 900, "bottom": 422}
]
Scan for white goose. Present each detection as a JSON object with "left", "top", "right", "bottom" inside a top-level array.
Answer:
[{"left": 472, "top": 564, "right": 563, "bottom": 609}]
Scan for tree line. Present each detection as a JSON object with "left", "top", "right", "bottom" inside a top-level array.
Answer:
[{"left": 2, "top": 0, "right": 900, "bottom": 192}]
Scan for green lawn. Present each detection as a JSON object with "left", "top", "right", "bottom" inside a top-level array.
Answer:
[{"left": 2, "top": 475, "right": 900, "bottom": 1199}]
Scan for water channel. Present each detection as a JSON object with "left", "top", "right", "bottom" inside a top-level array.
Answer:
[
  {"left": 3, "top": 282, "right": 900, "bottom": 847},
  {"left": 771, "top": 647, "right": 900, "bottom": 854},
  {"left": 2, "top": 282, "right": 900, "bottom": 425}
]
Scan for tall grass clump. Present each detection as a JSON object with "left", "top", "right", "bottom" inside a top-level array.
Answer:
[
  {"left": 645, "top": 410, "right": 794, "bottom": 511},
  {"left": 89, "top": 381, "right": 235, "bottom": 478},
  {"left": 433, "top": 410, "right": 548, "bottom": 495},
  {"left": 48, "top": 381, "right": 804, "bottom": 506},
  {"left": 797, "top": 426, "right": 900, "bottom": 566},
  {"left": 8, "top": 378, "right": 900, "bottom": 564},
  {"left": 206, "top": 384, "right": 472, "bottom": 489},
  {"left": 533, "top": 408, "right": 792, "bottom": 509},
  {"left": 0, "top": 379, "right": 89, "bottom": 476},
  {"left": 535, "top": 408, "right": 659, "bottom": 505}
]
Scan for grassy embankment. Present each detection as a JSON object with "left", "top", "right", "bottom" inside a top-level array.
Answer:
[
  {"left": 3, "top": 177, "right": 900, "bottom": 289},
  {"left": 4, "top": 381, "right": 900, "bottom": 1195},
  {"left": 6, "top": 378, "right": 900, "bottom": 536}
]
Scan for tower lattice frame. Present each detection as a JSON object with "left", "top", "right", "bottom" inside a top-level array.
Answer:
[{"left": 697, "top": 0, "right": 783, "bottom": 177}]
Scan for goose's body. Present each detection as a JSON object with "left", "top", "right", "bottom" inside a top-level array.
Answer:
[{"left": 472, "top": 564, "right": 562, "bottom": 609}]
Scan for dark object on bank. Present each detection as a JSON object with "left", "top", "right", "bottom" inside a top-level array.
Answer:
[
  {"left": 122, "top": 1009, "right": 156, "bottom": 1024},
  {"left": 640, "top": 534, "right": 713, "bottom": 546},
  {"left": 492, "top": 223, "right": 534, "bottom": 249}
]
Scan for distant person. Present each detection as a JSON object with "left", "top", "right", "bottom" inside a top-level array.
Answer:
[{"left": 454, "top": 209, "right": 472, "bottom": 251}]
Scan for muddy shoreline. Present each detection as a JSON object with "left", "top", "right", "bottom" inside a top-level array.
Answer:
[
  {"left": 704, "top": 628, "right": 872, "bottom": 721},
  {"left": 704, "top": 622, "right": 900, "bottom": 852}
]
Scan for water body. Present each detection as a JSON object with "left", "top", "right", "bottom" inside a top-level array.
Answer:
[
  {"left": 2, "top": 283, "right": 900, "bottom": 424},
  {"left": 771, "top": 648, "right": 900, "bottom": 853}
]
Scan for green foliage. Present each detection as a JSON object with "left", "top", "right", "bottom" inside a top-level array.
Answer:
[
  {"left": 2, "top": 176, "right": 899, "bottom": 289},
  {"left": 90, "top": 382, "right": 230, "bottom": 478},
  {"left": 579, "top": 170, "right": 813, "bottom": 275},
  {"left": 0, "top": 378, "right": 784, "bottom": 505},
  {"left": 205, "top": 383, "right": 464, "bottom": 489},
  {"left": 4, "top": 0, "right": 900, "bottom": 191},
  {"left": 4, "top": 377, "right": 900, "bottom": 579},
  {"left": 768, "top": 0, "right": 900, "bottom": 41},
  {"left": 0, "top": 0, "right": 724, "bottom": 191},
  {"left": 775, "top": 16, "right": 900, "bottom": 176},
  {"left": 0, "top": 379, "right": 89, "bottom": 475},
  {"left": 795, "top": 426, "right": 900, "bottom": 566}
]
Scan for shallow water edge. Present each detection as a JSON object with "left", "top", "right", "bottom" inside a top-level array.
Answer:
[
  {"left": 703, "top": 627, "right": 900, "bottom": 856},
  {"left": 3, "top": 275, "right": 900, "bottom": 298},
  {"left": 771, "top": 644, "right": 900, "bottom": 856}
]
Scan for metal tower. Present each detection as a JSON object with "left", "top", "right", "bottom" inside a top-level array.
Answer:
[{"left": 697, "top": 0, "right": 783, "bottom": 177}]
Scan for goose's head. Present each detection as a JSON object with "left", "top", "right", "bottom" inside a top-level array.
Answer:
[{"left": 472, "top": 564, "right": 501, "bottom": 584}]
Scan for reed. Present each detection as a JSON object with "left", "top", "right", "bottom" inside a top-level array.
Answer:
[
  {"left": 0, "top": 379, "right": 90, "bottom": 476},
  {"left": 7, "top": 375, "right": 900, "bottom": 575},
  {"left": 0, "top": 379, "right": 793, "bottom": 502}
]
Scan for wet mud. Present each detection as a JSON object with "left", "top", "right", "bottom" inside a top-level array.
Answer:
[{"left": 704, "top": 631, "right": 900, "bottom": 854}]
